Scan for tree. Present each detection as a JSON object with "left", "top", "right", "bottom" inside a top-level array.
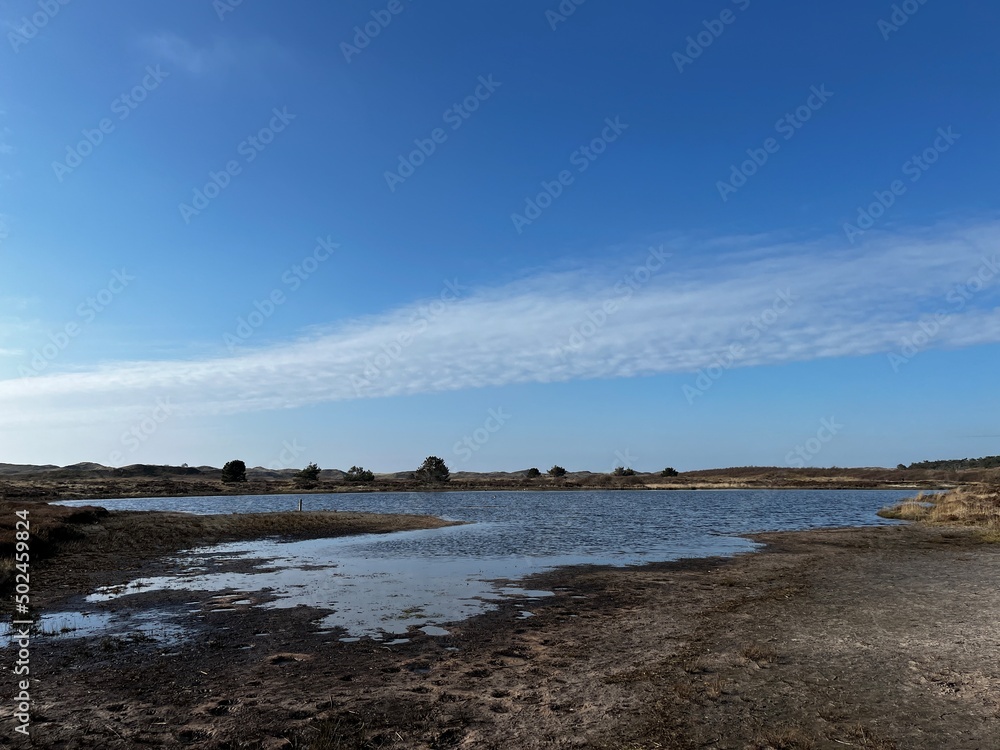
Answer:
[
  {"left": 548, "top": 465, "right": 567, "bottom": 477},
  {"left": 660, "top": 467, "right": 679, "bottom": 477},
  {"left": 416, "top": 456, "right": 450, "bottom": 483},
  {"left": 525, "top": 467, "right": 541, "bottom": 478},
  {"left": 345, "top": 465, "right": 375, "bottom": 483},
  {"left": 221, "top": 459, "right": 247, "bottom": 483},
  {"left": 295, "top": 462, "right": 321, "bottom": 487},
  {"left": 896, "top": 464, "right": 907, "bottom": 471},
  {"left": 613, "top": 466, "right": 636, "bottom": 476}
]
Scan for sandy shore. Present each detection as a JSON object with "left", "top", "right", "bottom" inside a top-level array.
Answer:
[{"left": 2, "top": 509, "right": 998, "bottom": 748}]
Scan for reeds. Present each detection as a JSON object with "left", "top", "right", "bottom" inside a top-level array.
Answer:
[{"left": 878, "top": 486, "right": 1000, "bottom": 539}]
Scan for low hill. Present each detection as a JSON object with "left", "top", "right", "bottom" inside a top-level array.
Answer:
[{"left": 905, "top": 456, "right": 1000, "bottom": 470}]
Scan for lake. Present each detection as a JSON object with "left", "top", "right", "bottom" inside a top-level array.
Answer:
[{"left": 29, "top": 489, "right": 918, "bottom": 644}]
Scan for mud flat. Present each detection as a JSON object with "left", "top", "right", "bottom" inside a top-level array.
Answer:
[{"left": 3, "top": 508, "right": 999, "bottom": 749}]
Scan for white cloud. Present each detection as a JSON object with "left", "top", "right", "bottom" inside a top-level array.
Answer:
[
  {"left": 139, "top": 33, "right": 238, "bottom": 77},
  {"left": 1, "top": 220, "right": 998, "bottom": 429},
  {"left": 138, "top": 32, "right": 291, "bottom": 78}
]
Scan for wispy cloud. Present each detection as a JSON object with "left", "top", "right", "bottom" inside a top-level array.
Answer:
[
  {"left": 0, "top": 117, "right": 14, "bottom": 182},
  {"left": 139, "top": 33, "right": 238, "bottom": 77},
  {"left": 137, "top": 32, "right": 290, "bottom": 78},
  {"left": 1, "top": 220, "right": 999, "bottom": 428}
]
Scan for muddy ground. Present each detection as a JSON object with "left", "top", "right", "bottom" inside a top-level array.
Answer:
[{"left": 2, "top": 522, "right": 998, "bottom": 749}]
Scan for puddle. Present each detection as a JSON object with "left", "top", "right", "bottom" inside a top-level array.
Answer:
[
  {"left": 420, "top": 625, "right": 451, "bottom": 637},
  {"left": 0, "top": 610, "right": 186, "bottom": 648},
  {"left": 80, "top": 529, "right": 570, "bottom": 640}
]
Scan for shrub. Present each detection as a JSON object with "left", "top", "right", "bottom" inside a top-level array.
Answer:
[
  {"left": 525, "top": 467, "right": 541, "bottom": 478},
  {"left": 612, "top": 466, "right": 636, "bottom": 476},
  {"left": 345, "top": 465, "right": 375, "bottom": 483},
  {"left": 548, "top": 465, "right": 567, "bottom": 478},
  {"left": 295, "top": 462, "right": 321, "bottom": 487},
  {"left": 416, "top": 456, "right": 450, "bottom": 483},
  {"left": 660, "top": 467, "right": 679, "bottom": 477},
  {"left": 220, "top": 460, "right": 247, "bottom": 483}
]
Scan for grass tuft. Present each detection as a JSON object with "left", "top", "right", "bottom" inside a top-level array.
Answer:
[
  {"left": 878, "top": 486, "right": 1000, "bottom": 540},
  {"left": 740, "top": 643, "right": 779, "bottom": 665},
  {"left": 750, "top": 727, "right": 815, "bottom": 750}
]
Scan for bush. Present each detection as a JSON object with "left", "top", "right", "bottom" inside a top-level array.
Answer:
[
  {"left": 345, "top": 465, "right": 375, "bottom": 483},
  {"left": 295, "top": 462, "right": 320, "bottom": 487},
  {"left": 548, "top": 465, "right": 567, "bottom": 478},
  {"left": 221, "top": 460, "right": 246, "bottom": 483},
  {"left": 660, "top": 467, "right": 679, "bottom": 477},
  {"left": 525, "top": 467, "right": 541, "bottom": 478},
  {"left": 416, "top": 456, "right": 450, "bottom": 483},
  {"left": 612, "top": 466, "right": 636, "bottom": 476}
]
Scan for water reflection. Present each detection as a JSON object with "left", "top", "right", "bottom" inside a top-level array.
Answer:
[{"left": 43, "top": 490, "right": 914, "bottom": 643}]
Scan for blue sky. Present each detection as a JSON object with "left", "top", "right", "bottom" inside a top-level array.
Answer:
[{"left": 1, "top": 0, "right": 998, "bottom": 471}]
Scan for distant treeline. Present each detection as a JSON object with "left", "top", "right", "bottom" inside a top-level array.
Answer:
[{"left": 905, "top": 456, "right": 1000, "bottom": 470}]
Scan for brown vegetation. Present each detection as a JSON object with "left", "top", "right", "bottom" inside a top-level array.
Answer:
[
  {"left": 878, "top": 484, "right": 1000, "bottom": 540},
  {"left": 0, "top": 464, "right": 977, "bottom": 505}
]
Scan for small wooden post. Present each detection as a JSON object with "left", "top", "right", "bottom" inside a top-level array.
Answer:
[{"left": 298, "top": 498, "right": 303, "bottom": 512}]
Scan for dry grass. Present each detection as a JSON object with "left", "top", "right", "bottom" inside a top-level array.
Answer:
[
  {"left": 703, "top": 674, "right": 727, "bottom": 700},
  {"left": 740, "top": 643, "right": 779, "bottom": 665},
  {"left": 749, "top": 727, "right": 815, "bottom": 750},
  {"left": 0, "top": 502, "right": 110, "bottom": 591},
  {"left": 832, "top": 723, "right": 899, "bottom": 749},
  {"left": 878, "top": 486, "right": 1000, "bottom": 539},
  {"left": 681, "top": 655, "right": 710, "bottom": 674}
]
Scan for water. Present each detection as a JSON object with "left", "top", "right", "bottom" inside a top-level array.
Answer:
[
  {"left": 1, "top": 609, "right": 187, "bottom": 644},
  {"left": 31, "top": 489, "right": 915, "bottom": 644}
]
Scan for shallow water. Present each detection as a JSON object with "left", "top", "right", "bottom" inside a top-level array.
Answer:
[
  {"left": 0, "top": 609, "right": 187, "bottom": 645},
  {"left": 30, "top": 489, "right": 916, "bottom": 644}
]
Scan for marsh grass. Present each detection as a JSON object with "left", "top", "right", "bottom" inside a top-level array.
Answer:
[{"left": 878, "top": 486, "right": 1000, "bottom": 540}]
